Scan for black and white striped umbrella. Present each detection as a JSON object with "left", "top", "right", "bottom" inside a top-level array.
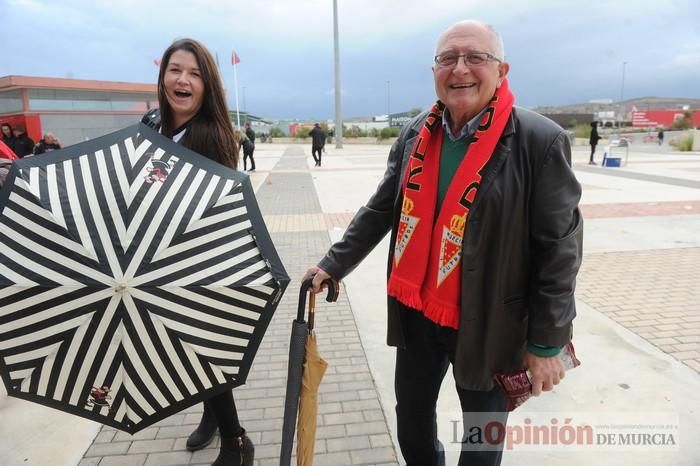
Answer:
[{"left": 0, "top": 124, "right": 289, "bottom": 433}]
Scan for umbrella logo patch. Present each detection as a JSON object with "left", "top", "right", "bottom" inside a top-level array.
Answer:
[
  {"left": 145, "top": 159, "right": 173, "bottom": 184},
  {"left": 86, "top": 385, "right": 113, "bottom": 409},
  {"left": 394, "top": 197, "right": 419, "bottom": 265},
  {"left": 437, "top": 214, "right": 466, "bottom": 286}
]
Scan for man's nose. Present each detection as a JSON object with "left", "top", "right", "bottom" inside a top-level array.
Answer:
[{"left": 452, "top": 58, "right": 472, "bottom": 74}]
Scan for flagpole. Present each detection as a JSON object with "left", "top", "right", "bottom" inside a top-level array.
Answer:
[{"left": 233, "top": 58, "right": 241, "bottom": 128}]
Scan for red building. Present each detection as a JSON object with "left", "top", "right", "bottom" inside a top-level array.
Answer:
[
  {"left": 631, "top": 110, "right": 700, "bottom": 128},
  {"left": 0, "top": 75, "right": 156, "bottom": 145}
]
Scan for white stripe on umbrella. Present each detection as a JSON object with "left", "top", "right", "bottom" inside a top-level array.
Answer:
[
  {"left": 149, "top": 311, "right": 199, "bottom": 396},
  {"left": 210, "top": 270, "right": 273, "bottom": 288},
  {"left": 46, "top": 163, "right": 68, "bottom": 230},
  {"left": 68, "top": 295, "right": 122, "bottom": 406},
  {"left": 186, "top": 174, "right": 226, "bottom": 231},
  {"left": 123, "top": 163, "right": 194, "bottom": 281},
  {"left": 132, "top": 289, "right": 255, "bottom": 339},
  {"left": 95, "top": 149, "right": 128, "bottom": 251},
  {"left": 162, "top": 287, "right": 262, "bottom": 321},
  {"left": 152, "top": 169, "right": 208, "bottom": 260},
  {"left": 79, "top": 157, "right": 124, "bottom": 281},
  {"left": 123, "top": 293, "right": 185, "bottom": 402},
  {"left": 183, "top": 206, "right": 246, "bottom": 234},
  {"left": 53, "top": 314, "right": 92, "bottom": 401},
  {"left": 120, "top": 137, "right": 152, "bottom": 206},
  {"left": 4, "top": 206, "right": 96, "bottom": 261},
  {"left": 0, "top": 312, "right": 94, "bottom": 354},
  {"left": 153, "top": 314, "right": 248, "bottom": 348},
  {"left": 133, "top": 235, "right": 255, "bottom": 286},
  {"left": 122, "top": 327, "right": 169, "bottom": 409},
  {"left": 0, "top": 224, "right": 113, "bottom": 285},
  {"left": 63, "top": 159, "right": 98, "bottom": 261},
  {"left": 203, "top": 285, "right": 271, "bottom": 309},
  {"left": 17, "top": 342, "right": 62, "bottom": 393},
  {"left": 0, "top": 263, "right": 37, "bottom": 287},
  {"left": 153, "top": 217, "right": 251, "bottom": 262}
]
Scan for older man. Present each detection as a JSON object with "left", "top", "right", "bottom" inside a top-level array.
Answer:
[
  {"left": 33, "top": 132, "right": 62, "bottom": 155},
  {"left": 305, "top": 20, "right": 582, "bottom": 466}
]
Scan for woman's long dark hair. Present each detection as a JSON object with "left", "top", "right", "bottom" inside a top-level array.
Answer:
[{"left": 158, "top": 38, "right": 238, "bottom": 169}]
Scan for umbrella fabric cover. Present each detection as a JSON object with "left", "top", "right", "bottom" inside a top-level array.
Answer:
[
  {"left": 296, "top": 333, "right": 327, "bottom": 466},
  {"left": 0, "top": 124, "right": 289, "bottom": 433}
]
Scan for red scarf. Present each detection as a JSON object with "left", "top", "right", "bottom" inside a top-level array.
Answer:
[{"left": 388, "top": 80, "right": 514, "bottom": 329}]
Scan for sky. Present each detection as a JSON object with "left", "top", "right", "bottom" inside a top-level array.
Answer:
[{"left": 2, "top": 0, "right": 699, "bottom": 120}]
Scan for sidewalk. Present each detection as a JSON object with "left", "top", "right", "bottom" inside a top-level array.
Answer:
[{"left": 2, "top": 142, "right": 700, "bottom": 465}]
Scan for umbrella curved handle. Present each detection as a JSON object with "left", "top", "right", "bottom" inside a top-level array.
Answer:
[{"left": 297, "top": 277, "right": 339, "bottom": 322}]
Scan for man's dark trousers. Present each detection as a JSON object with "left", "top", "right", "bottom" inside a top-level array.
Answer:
[
  {"left": 395, "top": 307, "right": 509, "bottom": 466},
  {"left": 312, "top": 146, "right": 323, "bottom": 166}
]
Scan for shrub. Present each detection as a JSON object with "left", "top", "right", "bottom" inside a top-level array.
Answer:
[
  {"left": 269, "top": 127, "right": 285, "bottom": 138},
  {"left": 379, "top": 126, "right": 401, "bottom": 140},
  {"left": 678, "top": 134, "right": 694, "bottom": 152}
]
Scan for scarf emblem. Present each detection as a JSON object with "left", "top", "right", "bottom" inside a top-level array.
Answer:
[
  {"left": 437, "top": 213, "right": 466, "bottom": 286},
  {"left": 394, "top": 196, "right": 419, "bottom": 265}
]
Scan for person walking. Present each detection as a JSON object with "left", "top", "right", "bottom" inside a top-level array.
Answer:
[
  {"left": 657, "top": 127, "right": 664, "bottom": 146},
  {"left": 243, "top": 122, "right": 256, "bottom": 171},
  {"left": 305, "top": 20, "right": 582, "bottom": 466},
  {"left": 589, "top": 121, "right": 601, "bottom": 165},
  {"left": 308, "top": 123, "right": 326, "bottom": 167},
  {"left": 142, "top": 38, "right": 254, "bottom": 466}
]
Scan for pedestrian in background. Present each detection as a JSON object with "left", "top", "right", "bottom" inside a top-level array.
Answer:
[
  {"left": 33, "top": 132, "right": 63, "bottom": 155},
  {"left": 12, "top": 124, "right": 34, "bottom": 158},
  {"left": 308, "top": 122, "right": 326, "bottom": 167},
  {"left": 589, "top": 120, "right": 601, "bottom": 165},
  {"left": 243, "top": 122, "right": 256, "bottom": 171},
  {"left": 658, "top": 127, "right": 664, "bottom": 146},
  {"left": 1, "top": 123, "right": 15, "bottom": 150}
]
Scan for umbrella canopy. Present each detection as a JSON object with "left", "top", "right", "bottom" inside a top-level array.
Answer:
[
  {"left": 280, "top": 278, "right": 337, "bottom": 466},
  {"left": 0, "top": 124, "right": 289, "bottom": 433}
]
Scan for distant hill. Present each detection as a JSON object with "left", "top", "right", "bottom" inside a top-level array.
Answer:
[{"left": 533, "top": 97, "right": 700, "bottom": 115}]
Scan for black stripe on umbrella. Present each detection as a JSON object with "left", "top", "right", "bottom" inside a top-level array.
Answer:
[{"left": 0, "top": 124, "right": 289, "bottom": 433}]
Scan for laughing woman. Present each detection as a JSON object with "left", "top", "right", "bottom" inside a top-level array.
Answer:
[{"left": 142, "top": 38, "right": 253, "bottom": 466}]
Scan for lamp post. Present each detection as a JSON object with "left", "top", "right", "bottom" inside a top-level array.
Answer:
[
  {"left": 620, "top": 61, "right": 627, "bottom": 102},
  {"left": 333, "top": 0, "right": 343, "bottom": 148},
  {"left": 619, "top": 61, "right": 627, "bottom": 129}
]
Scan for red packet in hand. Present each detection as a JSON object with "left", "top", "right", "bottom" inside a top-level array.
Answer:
[{"left": 494, "top": 342, "right": 581, "bottom": 411}]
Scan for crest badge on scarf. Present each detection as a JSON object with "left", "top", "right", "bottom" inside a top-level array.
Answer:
[
  {"left": 437, "top": 213, "right": 466, "bottom": 286},
  {"left": 394, "top": 196, "right": 419, "bottom": 265}
]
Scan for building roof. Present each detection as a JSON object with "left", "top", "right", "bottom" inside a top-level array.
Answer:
[{"left": 0, "top": 75, "right": 156, "bottom": 94}]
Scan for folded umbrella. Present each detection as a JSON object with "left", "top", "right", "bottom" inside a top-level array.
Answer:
[{"left": 280, "top": 277, "right": 338, "bottom": 466}]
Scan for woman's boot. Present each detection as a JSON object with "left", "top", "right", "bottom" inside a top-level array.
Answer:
[
  {"left": 186, "top": 401, "right": 217, "bottom": 451},
  {"left": 212, "top": 428, "right": 254, "bottom": 466}
]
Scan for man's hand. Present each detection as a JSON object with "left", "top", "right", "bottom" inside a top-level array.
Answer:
[
  {"left": 523, "top": 352, "right": 565, "bottom": 396},
  {"left": 303, "top": 266, "right": 334, "bottom": 294}
]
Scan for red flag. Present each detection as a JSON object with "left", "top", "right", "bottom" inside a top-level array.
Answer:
[
  {"left": 153, "top": 59, "right": 162, "bottom": 67},
  {"left": 232, "top": 50, "right": 240, "bottom": 65}
]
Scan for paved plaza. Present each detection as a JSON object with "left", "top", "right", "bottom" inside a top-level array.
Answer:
[{"left": 1, "top": 140, "right": 700, "bottom": 465}]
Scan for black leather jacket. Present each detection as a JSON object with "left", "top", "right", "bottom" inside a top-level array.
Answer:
[{"left": 318, "top": 107, "right": 583, "bottom": 390}]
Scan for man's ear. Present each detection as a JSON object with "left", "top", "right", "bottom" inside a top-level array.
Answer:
[{"left": 497, "top": 62, "right": 510, "bottom": 87}]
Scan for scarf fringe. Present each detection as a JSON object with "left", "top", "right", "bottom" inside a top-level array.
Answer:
[
  {"left": 387, "top": 280, "right": 424, "bottom": 311},
  {"left": 422, "top": 300, "right": 460, "bottom": 330}
]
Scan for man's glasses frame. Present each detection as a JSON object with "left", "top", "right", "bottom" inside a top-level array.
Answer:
[{"left": 434, "top": 51, "right": 502, "bottom": 67}]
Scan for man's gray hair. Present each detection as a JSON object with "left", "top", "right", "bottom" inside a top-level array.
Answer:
[{"left": 433, "top": 20, "right": 505, "bottom": 61}]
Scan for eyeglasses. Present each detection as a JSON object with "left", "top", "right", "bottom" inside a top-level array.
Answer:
[{"left": 434, "top": 51, "right": 502, "bottom": 67}]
